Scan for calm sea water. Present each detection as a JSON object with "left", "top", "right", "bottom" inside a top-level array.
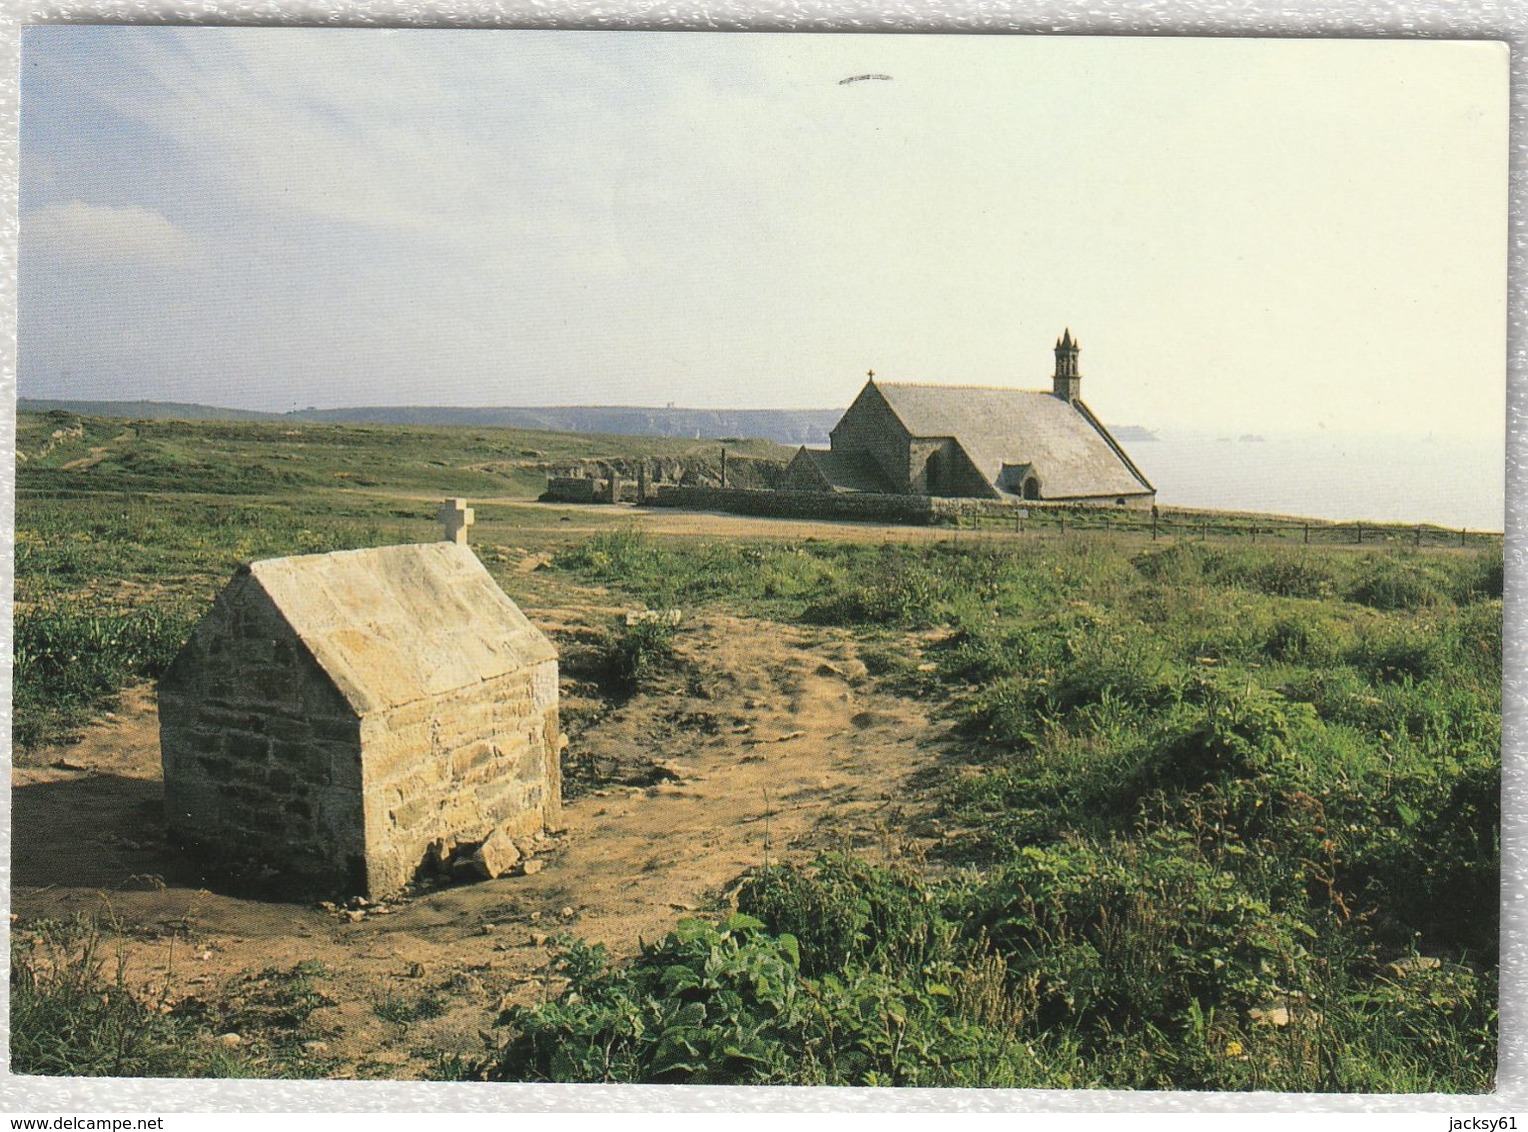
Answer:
[{"left": 1127, "top": 429, "right": 1506, "bottom": 532}]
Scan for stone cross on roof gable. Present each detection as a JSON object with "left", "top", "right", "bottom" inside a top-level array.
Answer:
[{"left": 438, "top": 498, "right": 475, "bottom": 545}]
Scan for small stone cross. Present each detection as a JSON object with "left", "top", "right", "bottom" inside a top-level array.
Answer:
[{"left": 438, "top": 498, "right": 475, "bottom": 545}]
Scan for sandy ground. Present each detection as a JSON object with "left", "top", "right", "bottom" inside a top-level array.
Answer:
[
  {"left": 368, "top": 492, "right": 1057, "bottom": 546},
  {"left": 11, "top": 576, "right": 956, "bottom": 1079}
]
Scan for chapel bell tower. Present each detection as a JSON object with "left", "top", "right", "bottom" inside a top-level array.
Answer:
[
  {"left": 1057, "top": 326, "right": 1081, "bottom": 403},
  {"left": 1053, "top": 328, "right": 1081, "bottom": 403}
]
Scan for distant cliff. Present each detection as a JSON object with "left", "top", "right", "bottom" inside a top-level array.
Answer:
[
  {"left": 283, "top": 405, "right": 843, "bottom": 446},
  {"left": 19, "top": 398, "right": 1152, "bottom": 451},
  {"left": 19, "top": 399, "right": 277, "bottom": 421},
  {"left": 19, "top": 399, "right": 842, "bottom": 446}
]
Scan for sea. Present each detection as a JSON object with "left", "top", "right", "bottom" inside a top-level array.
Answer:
[{"left": 1125, "top": 429, "right": 1507, "bottom": 533}]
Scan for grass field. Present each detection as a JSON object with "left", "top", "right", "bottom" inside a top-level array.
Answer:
[
  {"left": 11, "top": 411, "right": 1502, "bottom": 1090},
  {"left": 13, "top": 411, "right": 786, "bottom": 750}
]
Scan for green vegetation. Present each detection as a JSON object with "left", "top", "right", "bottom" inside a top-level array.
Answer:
[
  {"left": 12, "top": 411, "right": 1499, "bottom": 1089},
  {"left": 597, "top": 618, "right": 682, "bottom": 696},
  {"left": 13, "top": 602, "right": 196, "bottom": 749},
  {"left": 10, "top": 916, "right": 337, "bottom": 1078},
  {"left": 952, "top": 503, "right": 1496, "bottom": 551},
  {"left": 447, "top": 911, "right": 1049, "bottom": 1087},
  {"left": 15, "top": 410, "right": 788, "bottom": 500},
  {"left": 449, "top": 531, "right": 1498, "bottom": 1091},
  {"left": 13, "top": 410, "right": 773, "bottom": 751},
  {"left": 13, "top": 493, "right": 429, "bottom": 750},
  {"left": 373, "top": 991, "right": 448, "bottom": 1027}
]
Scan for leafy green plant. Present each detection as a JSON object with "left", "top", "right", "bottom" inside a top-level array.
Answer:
[
  {"left": 739, "top": 856, "right": 952, "bottom": 977},
  {"left": 452, "top": 914, "right": 1045, "bottom": 1088},
  {"left": 468, "top": 916, "right": 805, "bottom": 1083},
  {"left": 598, "top": 617, "right": 681, "bottom": 696}
]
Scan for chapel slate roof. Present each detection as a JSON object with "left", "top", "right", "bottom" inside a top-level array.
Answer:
[
  {"left": 872, "top": 382, "right": 1154, "bottom": 499},
  {"left": 242, "top": 542, "right": 557, "bottom": 716},
  {"left": 795, "top": 448, "right": 898, "bottom": 494}
]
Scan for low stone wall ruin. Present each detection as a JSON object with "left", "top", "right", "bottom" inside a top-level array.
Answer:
[{"left": 543, "top": 476, "right": 638, "bottom": 504}]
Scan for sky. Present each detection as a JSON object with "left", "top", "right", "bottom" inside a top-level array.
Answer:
[{"left": 18, "top": 29, "right": 1510, "bottom": 440}]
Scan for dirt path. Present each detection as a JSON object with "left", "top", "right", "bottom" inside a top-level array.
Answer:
[
  {"left": 357, "top": 490, "right": 1038, "bottom": 545},
  {"left": 58, "top": 430, "right": 133, "bottom": 471},
  {"left": 11, "top": 602, "right": 953, "bottom": 1079}
]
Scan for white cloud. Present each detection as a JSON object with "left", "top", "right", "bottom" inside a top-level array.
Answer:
[
  {"left": 24, "top": 200, "right": 202, "bottom": 268},
  {"left": 19, "top": 30, "right": 1508, "bottom": 441},
  {"left": 90, "top": 30, "right": 646, "bottom": 250}
]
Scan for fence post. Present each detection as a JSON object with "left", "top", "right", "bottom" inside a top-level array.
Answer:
[
  {"left": 1356, "top": 522, "right": 1362, "bottom": 545},
  {"left": 1152, "top": 512, "right": 1159, "bottom": 541},
  {"left": 1202, "top": 520, "right": 1209, "bottom": 541},
  {"left": 1415, "top": 525, "right": 1422, "bottom": 548},
  {"left": 1251, "top": 524, "right": 1257, "bottom": 544},
  {"left": 1060, "top": 515, "right": 1066, "bottom": 536},
  {"left": 1460, "top": 527, "right": 1467, "bottom": 548},
  {"left": 1303, "top": 523, "right": 1309, "bottom": 545}
]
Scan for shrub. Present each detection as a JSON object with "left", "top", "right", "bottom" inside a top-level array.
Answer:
[
  {"left": 598, "top": 618, "right": 680, "bottom": 696},
  {"left": 555, "top": 526, "right": 658, "bottom": 583},
  {"left": 1206, "top": 548, "right": 1338, "bottom": 600},
  {"left": 1347, "top": 627, "right": 1446, "bottom": 684},
  {"left": 458, "top": 913, "right": 1041, "bottom": 1088},
  {"left": 963, "top": 840, "right": 1314, "bottom": 1034},
  {"left": 1452, "top": 554, "right": 1503, "bottom": 603},
  {"left": 955, "top": 612, "right": 1177, "bottom": 751},
  {"left": 373, "top": 991, "right": 447, "bottom": 1025},
  {"left": 1144, "top": 677, "right": 1314, "bottom": 790},
  {"left": 1260, "top": 613, "right": 1337, "bottom": 665},
  {"left": 1131, "top": 542, "right": 1210, "bottom": 586},
  {"left": 1047, "top": 620, "right": 1176, "bottom": 714},
  {"left": 1353, "top": 751, "right": 1501, "bottom": 962},
  {"left": 1441, "top": 600, "right": 1502, "bottom": 688},
  {"left": 802, "top": 548, "right": 949, "bottom": 627},
  {"left": 739, "top": 857, "right": 951, "bottom": 977},
  {"left": 1134, "top": 545, "right": 1337, "bottom": 601},
  {"left": 466, "top": 916, "right": 807, "bottom": 1084},
  {"left": 1347, "top": 558, "right": 1449, "bottom": 612},
  {"left": 1242, "top": 555, "right": 1338, "bottom": 600}
]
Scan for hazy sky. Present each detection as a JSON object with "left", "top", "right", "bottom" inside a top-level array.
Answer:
[{"left": 19, "top": 29, "right": 1509, "bottom": 438}]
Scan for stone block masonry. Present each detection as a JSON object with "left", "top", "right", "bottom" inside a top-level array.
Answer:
[
  {"left": 357, "top": 661, "right": 562, "bottom": 896},
  {"left": 543, "top": 476, "right": 640, "bottom": 504},
  {"left": 159, "top": 542, "right": 563, "bottom": 899}
]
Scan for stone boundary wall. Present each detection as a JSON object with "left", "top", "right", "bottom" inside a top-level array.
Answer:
[
  {"left": 543, "top": 476, "right": 638, "bottom": 504},
  {"left": 543, "top": 476, "right": 599, "bottom": 503},
  {"left": 652, "top": 485, "right": 1151, "bottom": 526},
  {"left": 926, "top": 496, "right": 1150, "bottom": 520}
]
